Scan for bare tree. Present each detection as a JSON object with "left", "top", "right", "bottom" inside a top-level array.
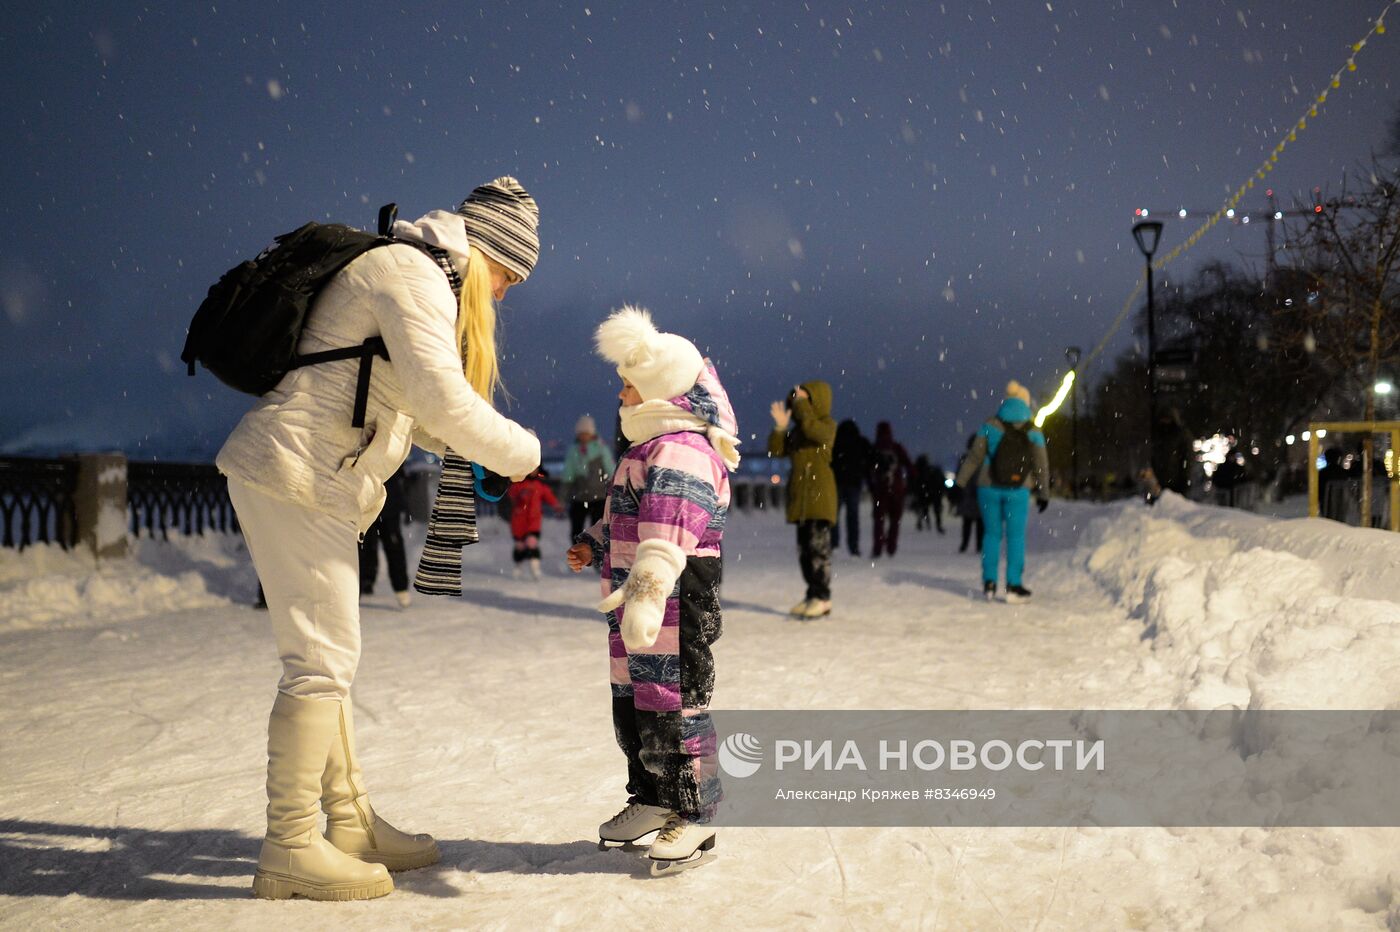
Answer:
[{"left": 1277, "top": 158, "right": 1400, "bottom": 524}]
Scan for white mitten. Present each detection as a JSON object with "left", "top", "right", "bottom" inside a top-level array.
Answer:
[{"left": 596, "top": 539, "right": 687, "bottom": 650}]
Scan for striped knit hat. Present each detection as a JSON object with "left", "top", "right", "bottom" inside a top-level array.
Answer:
[{"left": 456, "top": 176, "right": 540, "bottom": 283}]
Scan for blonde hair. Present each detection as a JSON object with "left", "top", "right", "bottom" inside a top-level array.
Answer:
[{"left": 456, "top": 245, "right": 501, "bottom": 401}]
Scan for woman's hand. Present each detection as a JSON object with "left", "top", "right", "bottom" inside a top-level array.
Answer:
[
  {"left": 567, "top": 542, "right": 594, "bottom": 572},
  {"left": 770, "top": 400, "right": 791, "bottom": 430}
]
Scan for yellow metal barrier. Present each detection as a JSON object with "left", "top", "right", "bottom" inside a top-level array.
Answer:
[{"left": 1307, "top": 421, "right": 1400, "bottom": 531}]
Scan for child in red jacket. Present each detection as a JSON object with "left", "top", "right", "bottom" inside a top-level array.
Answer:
[{"left": 508, "top": 467, "right": 562, "bottom": 578}]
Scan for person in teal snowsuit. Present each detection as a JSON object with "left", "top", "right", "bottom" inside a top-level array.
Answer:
[{"left": 954, "top": 381, "right": 1050, "bottom": 602}]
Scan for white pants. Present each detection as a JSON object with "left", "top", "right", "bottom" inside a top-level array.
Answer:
[{"left": 228, "top": 478, "right": 361, "bottom": 700}]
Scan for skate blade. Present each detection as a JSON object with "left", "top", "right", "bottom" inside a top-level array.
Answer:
[
  {"left": 648, "top": 848, "right": 716, "bottom": 877},
  {"left": 598, "top": 836, "right": 654, "bottom": 853},
  {"left": 1004, "top": 593, "right": 1029, "bottom": 604}
]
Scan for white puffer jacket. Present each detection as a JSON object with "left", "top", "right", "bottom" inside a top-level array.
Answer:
[{"left": 216, "top": 210, "right": 541, "bottom": 533}]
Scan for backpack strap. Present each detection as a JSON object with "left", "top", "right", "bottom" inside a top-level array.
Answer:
[
  {"left": 377, "top": 202, "right": 398, "bottom": 237},
  {"left": 283, "top": 213, "right": 462, "bottom": 430},
  {"left": 291, "top": 337, "right": 389, "bottom": 429}
]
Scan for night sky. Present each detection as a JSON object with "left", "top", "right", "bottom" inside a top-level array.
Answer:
[{"left": 2, "top": 1, "right": 1396, "bottom": 468}]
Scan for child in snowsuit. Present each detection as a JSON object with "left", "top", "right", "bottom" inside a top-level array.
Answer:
[
  {"left": 567, "top": 306, "right": 740, "bottom": 870},
  {"left": 507, "top": 466, "right": 562, "bottom": 578}
]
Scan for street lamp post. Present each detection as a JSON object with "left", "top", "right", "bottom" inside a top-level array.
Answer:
[
  {"left": 1066, "top": 345, "right": 1082, "bottom": 498},
  {"left": 1133, "top": 220, "right": 1165, "bottom": 469}
]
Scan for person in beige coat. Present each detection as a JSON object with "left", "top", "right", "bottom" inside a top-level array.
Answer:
[{"left": 217, "top": 178, "right": 542, "bottom": 901}]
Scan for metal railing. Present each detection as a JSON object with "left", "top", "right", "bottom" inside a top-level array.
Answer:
[
  {"left": 126, "top": 461, "right": 238, "bottom": 540},
  {"left": 0, "top": 456, "right": 79, "bottom": 550}
]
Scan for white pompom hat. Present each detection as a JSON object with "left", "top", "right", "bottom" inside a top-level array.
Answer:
[{"left": 594, "top": 305, "right": 704, "bottom": 403}]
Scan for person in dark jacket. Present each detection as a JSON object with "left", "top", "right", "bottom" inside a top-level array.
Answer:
[
  {"left": 561, "top": 415, "right": 616, "bottom": 542},
  {"left": 1212, "top": 437, "right": 1249, "bottom": 508},
  {"left": 1151, "top": 408, "right": 1195, "bottom": 497},
  {"left": 359, "top": 467, "right": 411, "bottom": 608},
  {"left": 912, "top": 455, "right": 947, "bottom": 533},
  {"left": 830, "top": 419, "right": 873, "bottom": 556},
  {"left": 1318, "top": 447, "right": 1352, "bottom": 522},
  {"left": 868, "top": 421, "right": 912, "bottom": 558},
  {"left": 954, "top": 434, "right": 984, "bottom": 553},
  {"left": 955, "top": 381, "right": 1050, "bottom": 602},
  {"left": 768, "top": 381, "right": 837, "bottom": 618}
]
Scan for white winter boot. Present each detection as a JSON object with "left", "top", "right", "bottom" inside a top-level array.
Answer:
[
  {"left": 321, "top": 699, "right": 441, "bottom": 872},
  {"left": 394, "top": 590, "right": 412, "bottom": 609},
  {"left": 598, "top": 802, "right": 672, "bottom": 849},
  {"left": 251, "top": 694, "right": 393, "bottom": 901},
  {"left": 529, "top": 557, "right": 543, "bottom": 579}
]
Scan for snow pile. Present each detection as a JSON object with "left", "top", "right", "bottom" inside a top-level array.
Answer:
[
  {"left": 1074, "top": 493, "right": 1400, "bottom": 710},
  {"left": 0, "top": 533, "right": 250, "bottom": 631}
]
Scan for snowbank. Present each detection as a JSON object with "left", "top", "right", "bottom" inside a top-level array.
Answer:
[
  {"left": 1074, "top": 492, "right": 1400, "bottom": 710},
  {"left": 0, "top": 533, "right": 252, "bottom": 631}
]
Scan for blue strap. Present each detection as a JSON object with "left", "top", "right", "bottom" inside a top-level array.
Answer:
[{"left": 472, "top": 462, "right": 508, "bottom": 502}]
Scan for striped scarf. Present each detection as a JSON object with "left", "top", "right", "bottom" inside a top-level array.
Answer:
[
  {"left": 413, "top": 449, "right": 478, "bottom": 596},
  {"left": 410, "top": 242, "right": 479, "bottom": 598}
]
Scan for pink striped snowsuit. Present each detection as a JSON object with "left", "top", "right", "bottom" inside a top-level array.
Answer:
[{"left": 579, "top": 363, "right": 735, "bottom": 821}]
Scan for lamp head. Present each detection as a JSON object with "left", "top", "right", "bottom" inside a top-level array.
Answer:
[{"left": 1133, "top": 220, "right": 1165, "bottom": 258}]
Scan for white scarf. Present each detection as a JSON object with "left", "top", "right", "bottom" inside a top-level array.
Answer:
[{"left": 619, "top": 400, "right": 742, "bottom": 470}]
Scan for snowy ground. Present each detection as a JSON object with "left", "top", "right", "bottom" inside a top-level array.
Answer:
[{"left": 3, "top": 496, "right": 1400, "bottom": 929}]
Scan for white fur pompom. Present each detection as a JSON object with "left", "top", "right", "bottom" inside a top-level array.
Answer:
[{"left": 595, "top": 305, "right": 659, "bottom": 368}]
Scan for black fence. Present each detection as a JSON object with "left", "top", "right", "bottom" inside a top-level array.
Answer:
[
  {"left": 4, "top": 454, "right": 788, "bottom": 552},
  {"left": 0, "top": 457, "right": 79, "bottom": 550},
  {"left": 127, "top": 462, "right": 238, "bottom": 541}
]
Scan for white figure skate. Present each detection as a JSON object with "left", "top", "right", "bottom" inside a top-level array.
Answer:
[
  {"left": 597, "top": 802, "right": 670, "bottom": 851},
  {"left": 646, "top": 814, "right": 717, "bottom": 876}
]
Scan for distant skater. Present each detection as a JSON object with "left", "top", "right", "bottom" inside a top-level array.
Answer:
[
  {"left": 955, "top": 381, "right": 1049, "bottom": 603},
  {"left": 507, "top": 466, "right": 563, "bottom": 578},
  {"left": 768, "top": 381, "right": 837, "bottom": 618}
]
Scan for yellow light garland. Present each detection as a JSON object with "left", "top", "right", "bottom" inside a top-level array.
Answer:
[{"left": 1041, "top": 1, "right": 1396, "bottom": 419}]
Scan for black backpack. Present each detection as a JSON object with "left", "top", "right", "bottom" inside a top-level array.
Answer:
[
  {"left": 871, "top": 446, "right": 899, "bottom": 491},
  {"left": 181, "top": 204, "right": 404, "bottom": 428},
  {"left": 990, "top": 422, "right": 1035, "bottom": 487}
]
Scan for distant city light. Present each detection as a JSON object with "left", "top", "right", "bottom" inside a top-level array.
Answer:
[
  {"left": 770, "top": 474, "right": 781, "bottom": 485},
  {"left": 1301, "top": 431, "right": 1311, "bottom": 441},
  {"left": 1241, "top": 215, "right": 1251, "bottom": 224},
  {"left": 1274, "top": 211, "right": 1284, "bottom": 220},
  {"left": 1286, "top": 435, "right": 1296, "bottom": 445},
  {"left": 1376, "top": 381, "right": 1394, "bottom": 395},
  {"left": 1226, "top": 208, "right": 1236, "bottom": 219},
  {"left": 1178, "top": 208, "right": 1188, "bottom": 218},
  {"left": 944, "top": 477, "right": 955, "bottom": 489},
  {"left": 1196, "top": 434, "right": 1230, "bottom": 477},
  {"left": 1316, "top": 428, "right": 1327, "bottom": 438}
]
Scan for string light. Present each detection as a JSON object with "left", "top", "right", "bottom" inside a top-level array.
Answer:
[{"left": 1033, "top": 370, "right": 1076, "bottom": 428}]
